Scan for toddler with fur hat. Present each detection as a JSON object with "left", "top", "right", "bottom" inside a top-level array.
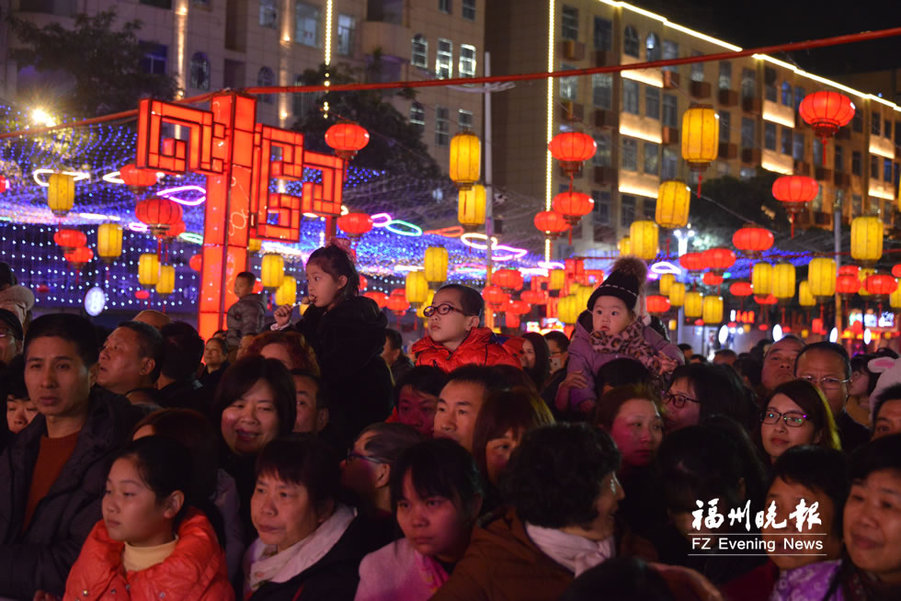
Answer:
[{"left": 556, "top": 256, "right": 683, "bottom": 415}]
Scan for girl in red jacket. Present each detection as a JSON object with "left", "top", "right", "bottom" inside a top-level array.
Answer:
[{"left": 60, "top": 436, "right": 233, "bottom": 601}]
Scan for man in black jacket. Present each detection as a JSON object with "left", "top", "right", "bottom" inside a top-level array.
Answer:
[{"left": 0, "top": 314, "right": 141, "bottom": 599}]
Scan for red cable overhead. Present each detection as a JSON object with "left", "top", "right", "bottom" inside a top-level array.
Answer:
[{"left": 2, "top": 26, "right": 900, "bottom": 140}]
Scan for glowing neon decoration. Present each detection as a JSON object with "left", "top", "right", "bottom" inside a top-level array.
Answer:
[
  {"left": 384, "top": 220, "right": 422, "bottom": 237},
  {"left": 158, "top": 185, "right": 207, "bottom": 206},
  {"left": 76, "top": 212, "right": 120, "bottom": 221},
  {"left": 370, "top": 213, "right": 392, "bottom": 227},
  {"left": 178, "top": 232, "right": 204, "bottom": 244},
  {"left": 539, "top": 261, "right": 565, "bottom": 270},
  {"left": 650, "top": 261, "right": 683, "bottom": 276},
  {"left": 32, "top": 169, "right": 90, "bottom": 187},
  {"left": 127, "top": 222, "right": 149, "bottom": 233}
]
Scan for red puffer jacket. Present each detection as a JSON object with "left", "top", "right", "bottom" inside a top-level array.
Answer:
[
  {"left": 63, "top": 509, "right": 233, "bottom": 601},
  {"left": 411, "top": 327, "right": 521, "bottom": 372}
]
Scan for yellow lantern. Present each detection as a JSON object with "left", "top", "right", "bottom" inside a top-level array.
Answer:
[
  {"left": 659, "top": 273, "right": 675, "bottom": 296},
  {"left": 669, "top": 282, "right": 686, "bottom": 307},
  {"left": 248, "top": 238, "right": 262, "bottom": 253},
  {"left": 405, "top": 271, "right": 429, "bottom": 305},
  {"left": 275, "top": 276, "right": 297, "bottom": 307},
  {"left": 681, "top": 107, "right": 719, "bottom": 171},
  {"left": 97, "top": 223, "right": 123, "bottom": 264},
  {"left": 449, "top": 131, "right": 481, "bottom": 190},
  {"left": 629, "top": 221, "right": 659, "bottom": 261},
  {"left": 549, "top": 269, "right": 566, "bottom": 291},
  {"left": 668, "top": 319, "right": 677, "bottom": 331},
  {"left": 458, "top": 185, "right": 486, "bottom": 227},
  {"left": 684, "top": 291, "right": 703, "bottom": 318},
  {"left": 417, "top": 290, "right": 436, "bottom": 319},
  {"left": 752, "top": 263, "right": 773, "bottom": 295},
  {"left": 424, "top": 247, "right": 449, "bottom": 284},
  {"left": 656, "top": 180, "right": 691, "bottom": 229},
  {"left": 155, "top": 265, "right": 175, "bottom": 296},
  {"left": 702, "top": 295, "right": 723, "bottom": 324},
  {"left": 618, "top": 236, "right": 632, "bottom": 256},
  {"left": 851, "top": 215, "right": 883, "bottom": 265},
  {"left": 557, "top": 295, "right": 580, "bottom": 324},
  {"left": 799, "top": 281, "right": 816, "bottom": 307},
  {"left": 138, "top": 253, "right": 160, "bottom": 288},
  {"left": 890, "top": 281, "right": 901, "bottom": 310},
  {"left": 262, "top": 253, "right": 285, "bottom": 290},
  {"left": 573, "top": 284, "right": 592, "bottom": 311},
  {"left": 48, "top": 173, "right": 75, "bottom": 217},
  {"left": 772, "top": 263, "right": 796, "bottom": 301},
  {"left": 807, "top": 258, "right": 836, "bottom": 299},
  {"left": 743, "top": 323, "right": 752, "bottom": 333}
]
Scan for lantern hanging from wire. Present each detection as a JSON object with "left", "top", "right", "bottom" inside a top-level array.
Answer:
[
  {"left": 836, "top": 273, "right": 861, "bottom": 298},
  {"left": 808, "top": 257, "right": 837, "bottom": 300},
  {"left": 703, "top": 247, "right": 736, "bottom": 274},
  {"left": 646, "top": 295, "right": 671, "bottom": 315},
  {"left": 684, "top": 291, "right": 703, "bottom": 318},
  {"left": 702, "top": 272, "right": 724, "bottom": 286},
  {"left": 552, "top": 190, "right": 594, "bottom": 243},
  {"left": 521, "top": 289, "right": 549, "bottom": 305},
  {"left": 337, "top": 212, "right": 374, "bottom": 240},
  {"left": 548, "top": 131, "right": 596, "bottom": 182},
  {"left": 702, "top": 295, "right": 723, "bottom": 324},
  {"left": 138, "top": 253, "right": 160, "bottom": 288},
  {"left": 424, "top": 247, "right": 449, "bottom": 286},
  {"left": 54, "top": 228, "right": 87, "bottom": 251},
  {"left": 386, "top": 291, "right": 410, "bottom": 316},
  {"left": 772, "top": 263, "right": 796, "bottom": 302},
  {"left": 851, "top": 215, "right": 883, "bottom": 266},
  {"left": 364, "top": 291, "right": 389, "bottom": 309},
  {"left": 618, "top": 237, "right": 632, "bottom": 256},
  {"left": 492, "top": 268, "right": 524, "bottom": 292},
  {"left": 482, "top": 285, "right": 509, "bottom": 306},
  {"left": 189, "top": 253, "right": 203, "bottom": 272},
  {"left": 405, "top": 271, "right": 429, "bottom": 306},
  {"left": 659, "top": 274, "right": 676, "bottom": 296},
  {"left": 656, "top": 180, "right": 691, "bottom": 229},
  {"left": 534, "top": 210, "right": 569, "bottom": 238},
  {"left": 325, "top": 122, "right": 370, "bottom": 162},
  {"left": 681, "top": 106, "right": 719, "bottom": 196},
  {"left": 119, "top": 163, "right": 158, "bottom": 190},
  {"left": 557, "top": 295, "right": 581, "bottom": 324},
  {"left": 275, "top": 276, "right": 297, "bottom": 307},
  {"left": 799, "top": 281, "right": 816, "bottom": 308},
  {"left": 97, "top": 223, "right": 123, "bottom": 264},
  {"left": 64, "top": 246, "right": 93, "bottom": 270},
  {"left": 752, "top": 263, "right": 773, "bottom": 295},
  {"left": 459, "top": 185, "right": 487, "bottom": 227},
  {"left": 865, "top": 273, "right": 898, "bottom": 300},
  {"left": 47, "top": 173, "right": 75, "bottom": 217},
  {"left": 261, "top": 253, "right": 285, "bottom": 290},
  {"left": 679, "top": 252, "right": 706, "bottom": 273},
  {"left": 549, "top": 269, "right": 566, "bottom": 291},
  {"left": 772, "top": 176, "right": 818, "bottom": 237},
  {"left": 798, "top": 91, "right": 855, "bottom": 166},
  {"left": 629, "top": 221, "right": 659, "bottom": 261},
  {"left": 730, "top": 281, "right": 753, "bottom": 297},
  {"left": 890, "top": 283, "right": 901, "bottom": 311},
  {"left": 248, "top": 238, "right": 262, "bottom": 254},
  {"left": 155, "top": 265, "right": 175, "bottom": 296},
  {"left": 135, "top": 197, "right": 183, "bottom": 236},
  {"left": 416, "top": 290, "right": 436, "bottom": 320},
  {"left": 732, "top": 226, "right": 774, "bottom": 258},
  {"left": 893, "top": 264, "right": 901, "bottom": 279},
  {"left": 449, "top": 131, "right": 481, "bottom": 191},
  {"left": 669, "top": 282, "right": 686, "bottom": 308}
]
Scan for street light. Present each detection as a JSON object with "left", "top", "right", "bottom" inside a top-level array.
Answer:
[{"left": 30, "top": 107, "right": 57, "bottom": 128}]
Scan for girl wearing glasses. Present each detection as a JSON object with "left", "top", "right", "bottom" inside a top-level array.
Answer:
[{"left": 759, "top": 379, "right": 841, "bottom": 464}]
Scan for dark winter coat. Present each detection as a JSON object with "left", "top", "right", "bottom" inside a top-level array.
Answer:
[
  {"left": 0, "top": 390, "right": 142, "bottom": 598},
  {"left": 226, "top": 293, "right": 266, "bottom": 350}
]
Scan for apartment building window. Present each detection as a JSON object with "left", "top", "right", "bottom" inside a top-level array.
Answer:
[
  {"left": 562, "top": 6, "right": 579, "bottom": 40},
  {"left": 623, "top": 80, "right": 639, "bottom": 114},
  {"left": 644, "top": 143, "right": 659, "bottom": 175},
  {"left": 885, "top": 158, "right": 893, "bottom": 181},
  {"left": 781, "top": 82, "right": 792, "bottom": 106},
  {"left": 662, "top": 40, "right": 678, "bottom": 72},
  {"left": 439, "top": 0, "right": 451, "bottom": 13},
  {"left": 834, "top": 145, "right": 843, "bottom": 171},
  {"left": 741, "top": 68, "right": 756, "bottom": 100},
  {"left": 459, "top": 44, "right": 477, "bottom": 78},
  {"left": 813, "top": 139, "right": 823, "bottom": 165},
  {"left": 410, "top": 103, "right": 425, "bottom": 131},
  {"left": 645, "top": 88, "right": 660, "bottom": 120},
  {"left": 257, "top": 67, "right": 275, "bottom": 103},
  {"left": 852, "top": 110, "right": 863, "bottom": 133},
  {"left": 594, "top": 17, "right": 612, "bottom": 51},
  {"left": 592, "top": 190, "right": 611, "bottom": 225},
  {"left": 662, "top": 147, "right": 678, "bottom": 180},
  {"left": 870, "top": 156, "right": 879, "bottom": 178},
  {"left": 140, "top": 43, "right": 168, "bottom": 75},
  {"left": 190, "top": 52, "right": 210, "bottom": 90},
  {"left": 872, "top": 113, "right": 881, "bottom": 136},
  {"left": 642, "top": 199, "right": 656, "bottom": 220},
  {"left": 295, "top": 3, "right": 321, "bottom": 47},
  {"left": 435, "top": 106, "right": 450, "bottom": 146},
  {"left": 140, "top": 0, "right": 172, "bottom": 8},
  {"left": 718, "top": 62, "right": 732, "bottom": 90},
  {"left": 764, "top": 122, "right": 777, "bottom": 151},
  {"left": 436, "top": 39, "right": 453, "bottom": 79},
  {"left": 621, "top": 195, "right": 636, "bottom": 226},
  {"left": 781, "top": 127, "right": 792, "bottom": 155},
  {"left": 462, "top": 0, "right": 476, "bottom": 20},
  {"left": 739, "top": 167, "right": 756, "bottom": 180},
  {"left": 259, "top": 0, "right": 278, "bottom": 28},
  {"left": 793, "top": 132, "right": 805, "bottom": 161},
  {"left": 765, "top": 82, "right": 777, "bottom": 102},
  {"left": 662, "top": 94, "right": 678, "bottom": 127},
  {"left": 794, "top": 86, "right": 805, "bottom": 110},
  {"left": 852, "top": 151, "right": 862, "bottom": 175},
  {"left": 458, "top": 109, "right": 473, "bottom": 130},
  {"left": 690, "top": 51, "right": 704, "bottom": 82},
  {"left": 624, "top": 26, "right": 639, "bottom": 57},
  {"left": 593, "top": 132, "right": 612, "bottom": 166},
  {"left": 646, "top": 33, "right": 660, "bottom": 61},
  {"left": 741, "top": 118, "right": 755, "bottom": 148},
  {"left": 852, "top": 194, "right": 862, "bottom": 216},
  {"left": 560, "top": 65, "right": 578, "bottom": 100},
  {"left": 718, "top": 111, "right": 731, "bottom": 143},
  {"left": 622, "top": 138, "right": 638, "bottom": 171},
  {"left": 332, "top": 14, "right": 355, "bottom": 55},
  {"left": 592, "top": 73, "right": 613, "bottom": 109},
  {"left": 411, "top": 35, "right": 428, "bottom": 68}
]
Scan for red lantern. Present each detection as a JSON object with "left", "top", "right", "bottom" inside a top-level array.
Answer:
[
  {"left": 893, "top": 265, "right": 901, "bottom": 279},
  {"left": 552, "top": 191, "right": 594, "bottom": 224},
  {"left": 54, "top": 228, "right": 87, "bottom": 250},
  {"left": 358, "top": 274, "right": 368, "bottom": 292},
  {"left": 733, "top": 226, "right": 774, "bottom": 257},
  {"left": 364, "top": 291, "right": 389, "bottom": 309},
  {"left": 135, "top": 197, "right": 183, "bottom": 236},
  {"left": 324, "top": 123, "right": 370, "bottom": 161},
  {"left": 730, "top": 281, "right": 753, "bottom": 297},
  {"left": 836, "top": 273, "right": 861, "bottom": 296},
  {"left": 482, "top": 285, "right": 509, "bottom": 306},
  {"left": 64, "top": 246, "right": 94, "bottom": 269},
  {"left": 157, "top": 220, "right": 185, "bottom": 240},
  {"left": 548, "top": 132, "right": 596, "bottom": 177},
  {"left": 838, "top": 265, "right": 859, "bottom": 277},
  {"left": 812, "top": 317, "right": 825, "bottom": 335},
  {"left": 492, "top": 269, "right": 524, "bottom": 292},
  {"left": 702, "top": 272, "right": 724, "bottom": 286},
  {"left": 507, "top": 299, "right": 531, "bottom": 315},
  {"left": 521, "top": 289, "right": 549, "bottom": 305},
  {"left": 679, "top": 252, "right": 706, "bottom": 272},
  {"left": 135, "top": 289, "right": 151, "bottom": 300},
  {"left": 755, "top": 294, "right": 778, "bottom": 305},
  {"left": 386, "top": 289, "right": 409, "bottom": 315},
  {"left": 772, "top": 175, "right": 818, "bottom": 237},
  {"left": 189, "top": 253, "right": 203, "bottom": 272},
  {"left": 119, "top": 163, "right": 158, "bottom": 189},
  {"left": 35, "top": 284, "right": 49, "bottom": 294},
  {"left": 703, "top": 247, "right": 736, "bottom": 273},
  {"left": 534, "top": 211, "right": 570, "bottom": 237},
  {"left": 0, "top": 176, "right": 8, "bottom": 193},
  {"left": 337, "top": 212, "right": 374, "bottom": 238},
  {"left": 798, "top": 91, "right": 855, "bottom": 165},
  {"left": 866, "top": 273, "right": 897, "bottom": 297},
  {"left": 646, "top": 295, "right": 671, "bottom": 315}
]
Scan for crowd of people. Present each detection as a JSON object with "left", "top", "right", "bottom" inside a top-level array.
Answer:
[{"left": 0, "top": 246, "right": 900, "bottom": 601}]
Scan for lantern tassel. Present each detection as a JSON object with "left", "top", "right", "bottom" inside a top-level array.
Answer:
[
  {"left": 790, "top": 215, "right": 795, "bottom": 238},
  {"left": 696, "top": 174, "right": 703, "bottom": 199},
  {"left": 568, "top": 227, "right": 573, "bottom": 245},
  {"left": 821, "top": 136, "right": 828, "bottom": 166}
]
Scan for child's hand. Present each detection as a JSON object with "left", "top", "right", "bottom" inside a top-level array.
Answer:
[
  {"left": 273, "top": 304, "right": 294, "bottom": 327},
  {"left": 33, "top": 591, "right": 60, "bottom": 601},
  {"left": 561, "top": 369, "right": 590, "bottom": 391},
  {"left": 658, "top": 353, "right": 679, "bottom": 373}
]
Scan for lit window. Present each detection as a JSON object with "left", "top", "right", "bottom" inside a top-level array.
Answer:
[
  {"left": 295, "top": 2, "right": 321, "bottom": 48},
  {"left": 718, "top": 111, "right": 730, "bottom": 143},
  {"left": 458, "top": 109, "right": 473, "bottom": 130},
  {"left": 781, "top": 128, "right": 792, "bottom": 155},
  {"left": 794, "top": 87, "right": 805, "bottom": 110},
  {"left": 623, "top": 80, "right": 639, "bottom": 115},
  {"left": 643, "top": 143, "right": 659, "bottom": 175},
  {"left": 562, "top": 6, "right": 578, "bottom": 41},
  {"left": 662, "top": 40, "right": 678, "bottom": 72},
  {"left": 741, "top": 118, "right": 755, "bottom": 148},
  {"left": 593, "top": 132, "right": 611, "bottom": 167},
  {"left": 189, "top": 52, "right": 210, "bottom": 90},
  {"left": 718, "top": 62, "right": 732, "bottom": 90},
  {"left": 642, "top": 199, "right": 656, "bottom": 220},
  {"left": 459, "top": 44, "right": 477, "bottom": 78},
  {"left": 592, "top": 74, "right": 612, "bottom": 109},
  {"left": 872, "top": 113, "right": 881, "bottom": 136},
  {"left": 560, "top": 64, "right": 578, "bottom": 100},
  {"left": 622, "top": 138, "right": 638, "bottom": 171},
  {"left": 690, "top": 51, "right": 704, "bottom": 82},
  {"left": 781, "top": 82, "right": 792, "bottom": 107},
  {"left": 410, "top": 102, "right": 425, "bottom": 131},
  {"left": 337, "top": 14, "right": 355, "bottom": 56},
  {"left": 259, "top": 0, "right": 278, "bottom": 28},
  {"left": 764, "top": 122, "right": 776, "bottom": 151},
  {"left": 592, "top": 190, "right": 611, "bottom": 225},
  {"left": 662, "top": 147, "right": 678, "bottom": 179},
  {"left": 646, "top": 33, "right": 660, "bottom": 61},
  {"left": 741, "top": 69, "right": 756, "bottom": 100},
  {"left": 624, "top": 26, "right": 639, "bottom": 57},
  {"left": 646, "top": 87, "right": 660, "bottom": 120},
  {"left": 412, "top": 35, "right": 428, "bottom": 68},
  {"left": 436, "top": 39, "right": 453, "bottom": 79},
  {"left": 594, "top": 18, "right": 612, "bottom": 51},
  {"left": 140, "top": 43, "right": 168, "bottom": 75},
  {"left": 793, "top": 133, "right": 805, "bottom": 161},
  {"left": 435, "top": 106, "right": 450, "bottom": 146}
]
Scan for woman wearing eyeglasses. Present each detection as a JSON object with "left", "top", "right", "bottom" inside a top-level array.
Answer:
[
  {"left": 759, "top": 379, "right": 841, "bottom": 464},
  {"left": 663, "top": 363, "right": 758, "bottom": 433}
]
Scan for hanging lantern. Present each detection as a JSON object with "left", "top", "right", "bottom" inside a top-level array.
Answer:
[
  {"left": 681, "top": 106, "right": 719, "bottom": 195},
  {"left": 135, "top": 197, "right": 183, "bottom": 236},
  {"left": 337, "top": 212, "right": 374, "bottom": 239},
  {"left": 646, "top": 295, "right": 671, "bottom": 315},
  {"left": 893, "top": 265, "right": 901, "bottom": 279},
  {"left": 534, "top": 210, "right": 570, "bottom": 238},
  {"left": 459, "top": 185, "right": 487, "bottom": 227},
  {"left": 275, "top": 276, "right": 297, "bottom": 307},
  {"left": 405, "top": 271, "right": 429, "bottom": 305},
  {"left": 798, "top": 91, "right": 855, "bottom": 166},
  {"left": 424, "top": 247, "right": 449, "bottom": 285},
  {"left": 324, "top": 122, "right": 370, "bottom": 162},
  {"left": 772, "top": 263, "right": 796, "bottom": 301},
  {"left": 248, "top": 238, "right": 262, "bottom": 254},
  {"left": 557, "top": 295, "right": 581, "bottom": 324},
  {"left": 732, "top": 226, "right": 774, "bottom": 257},
  {"left": 521, "top": 289, "right": 549, "bottom": 305},
  {"left": 730, "top": 281, "right": 753, "bottom": 297},
  {"left": 157, "top": 220, "right": 185, "bottom": 241},
  {"left": 549, "top": 269, "right": 566, "bottom": 291},
  {"left": 808, "top": 258, "right": 836, "bottom": 300},
  {"left": 659, "top": 274, "right": 676, "bottom": 296},
  {"left": 138, "top": 253, "right": 161, "bottom": 288},
  {"left": 618, "top": 237, "right": 632, "bottom": 256},
  {"left": 47, "top": 173, "right": 75, "bottom": 217},
  {"left": 629, "top": 221, "right": 659, "bottom": 261},
  {"left": 684, "top": 291, "right": 703, "bottom": 318},
  {"left": 261, "top": 253, "right": 285, "bottom": 290},
  {"left": 449, "top": 130, "right": 481, "bottom": 190},
  {"left": 507, "top": 299, "right": 531, "bottom": 317},
  {"left": 890, "top": 284, "right": 901, "bottom": 311},
  {"left": 799, "top": 281, "right": 816, "bottom": 307},
  {"left": 492, "top": 268, "right": 524, "bottom": 292},
  {"left": 359, "top": 274, "right": 368, "bottom": 292},
  {"left": 656, "top": 180, "right": 691, "bottom": 229},
  {"left": 155, "top": 265, "right": 175, "bottom": 296},
  {"left": 416, "top": 290, "right": 437, "bottom": 320},
  {"left": 364, "top": 291, "right": 389, "bottom": 309},
  {"left": 119, "top": 163, "right": 158, "bottom": 189},
  {"left": 836, "top": 273, "right": 861, "bottom": 297},
  {"left": 752, "top": 263, "right": 773, "bottom": 295},
  {"left": 669, "top": 282, "right": 686, "bottom": 307},
  {"left": 702, "top": 296, "right": 723, "bottom": 324},
  {"left": 703, "top": 247, "right": 736, "bottom": 274},
  {"left": 858, "top": 267, "right": 876, "bottom": 298},
  {"left": 772, "top": 176, "right": 818, "bottom": 237},
  {"left": 189, "top": 253, "right": 203, "bottom": 272},
  {"left": 482, "top": 285, "right": 509, "bottom": 306},
  {"left": 548, "top": 132, "right": 596, "bottom": 177},
  {"left": 64, "top": 246, "right": 93, "bottom": 270},
  {"left": 865, "top": 273, "right": 898, "bottom": 299},
  {"left": 839, "top": 264, "right": 859, "bottom": 277},
  {"left": 54, "top": 228, "right": 87, "bottom": 251},
  {"left": 851, "top": 215, "right": 883, "bottom": 265},
  {"left": 552, "top": 191, "right": 594, "bottom": 225},
  {"left": 702, "top": 272, "right": 724, "bottom": 286},
  {"left": 97, "top": 223, "right": 123, "bottom": 264},
  {"left": 386, "top": 291, "right": 410, "bottom": 316},
  {"left": 679, "top": 252, "right": 706, "bottom": 273},
  {"left": 755, "top": 294, "right": 778, "bottom": 305}
]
